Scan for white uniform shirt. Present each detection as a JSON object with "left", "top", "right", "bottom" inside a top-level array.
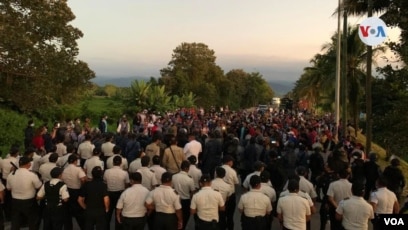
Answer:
[
  {"left": 172, "top": 171, "right": 195, "bottom": 200},
  {"left": 242, "top": 171, "right": 261, "bottom": 190},
  {"left": 336, "top": 196, "right": 374, "bottom": 230},
  {"left": 145, "top": 185, "right": 182, "bottom": 214},
  {"left": 39, "top": 162, "right": 57, "bottom": 182},
  {"left": 238, "top": 189, "right": 272, "bottom": 217},
  {"left": 128, "top": 158, "right": 142, "bottom": 173},
  {"left": 55, "top": 143, "right": 67, "bottom": 157},
  {"left": 260, "top": 183, "right": 276, "bottom": 202},
  {"left": 7, "top": 168, "right": 42, "bottom": 199},
  {"left": 280, "top": 190, "right": 314, "bottom": 208},
  {"left": 57, "top": 153, "right": 80, "bottom": 169},
  {"left": 0, "top": 156, "right": 18, "bottom": 180},
  {"left": 31, "top": 153, "right": 42, "bottom": 173},
  {"left": 77, "top": 141, "right": 95, "bottom": 160},
  {"left": 370, "top": 187, "right": 398, "bottom": 214},
  {"left": 62, "top": 164, "right": 86, "bottom": 189},
  {"left": 183, "top": 140, "right": 202, "bottom": 159},
  {"left": 137, "top": 167, "right": 158, "bottom": 190},
  {"left": 150, "top": 165, "right": 166, "bottom": 185},
  {"left": 83, "top": 156, "right": 104, "bottom": 179},
  {"left": 116, "top": 184, "right": 149, "bottom": 218},
  {"left": 299, "top": 176, "right": 317, "bottom": 199},
  {"left": 37, "top": 178, "right": 70, "bottom": 203},
  {"left": 221, "top": 164, "right": 239, "bottom": 193},
  {"left": 327, "top": 179, "right": 352, "bottom": 205},
  {"left": 101, "top": 142, "right": 115, "bottom": 157},
  {"left": 103, "top": 166, "right": 129, "bottom": 192},
  {"left": 106, "top": 154, "right": 129, "bottom": 170},
  {"left": 277, "top": 193, "right": 311, "bottom": 230},
  {"left": 188, "top": 165, "right": 202, "bottom": 189},
  {"left": 190, "top": 187, "right": 224, "bottom": 222},
  {"left": 211, "top": 178, "right": 232, "bottom": 203}
]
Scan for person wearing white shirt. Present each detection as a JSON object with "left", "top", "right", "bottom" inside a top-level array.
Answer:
[
  {"left": 369, "top": 176, "right": 400, "bottom": 230},
  {"left": 116, "top": 172, "right": 149, "bottom": 229},
  {"left": 277, "top": 179, "right": 311, "bottom": 230},
  {"left": 239, "top": 175, "right": 272, "bottom": 230},
  {"left": 104, "top": 156, "right": 130, "bottom": 230},
  {"left": 187, "top": 155, "right": 202, "bottom": 190},
  {"left": 7, "top": 156, "right": 42, "bottom": 230},
  {"left": 327, "top": 169, "right": 352, "bottom": 230},
  {"left": 106, "top": 146, "right": 128, "bottom": 170},
  {"left": 149, "top": 155, "right": 166, "bottom": 185},
  {"left": 55, "top": 141, "right": 67, "bottom": 157},
  {"left": 77, "top": 134, "right": 95, "bottom": 167},
  {"left": 190, "top": 174, "right": 225, "bottom": 230},
  {"left": 219, "top": 155, "right": 239, "bottom": 230},
  {"left": 137, "top": 156, "right": 158, "bottom": 190},
  {"left": 83, "top": 148, "right": 104, "bottom": 180},
  {"left": 242, "top": 161, "right": 265, "bottom": 190},
  {"left": 101, "top": 133, "right": 115, "bottom": 159},
  {"left": 336, "top": 182, "right": 374, "bottom": 230},
  {"left": 183, "top": 133, "right": 202, "bottom": 159},
  {"left": 211, "top": 167, "right": 232, "bottom": 230},
  {"left": 172, "top": 161, "right": 195, "bottom": 230},
  {"left": 39, "top": 153, "right": 59, "bottom": 183}
]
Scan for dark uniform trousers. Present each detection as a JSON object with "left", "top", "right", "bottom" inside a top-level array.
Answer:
[
  {"left": 218, "top": 210, "right": 226, "bottom": 230},
  {"left": 153, "top": 212, "right": 177, "bottom": 230},
  {"left": 122, "top": 216, "right": 146, "bottom": 230},
  {"left": 1, "top": 179, "right": 11, "bottom": 222},
  {"left": 180, "top": 199, "right": 191, "bottom": 230},
  {"left": 225, "top": 193, "right": 236, "bottom": 230},
  {"left": 85, "top": 208, "right": 106, "bottom": 230},
  {"left": 329, "top": 206, "right": 344, "bottom": 230},
  {"left": 107, "top": 190, "right": 123, "bottom": 230},
  {"left": 240, "top": 215, "right": 266, "bottom": 230},
  {"left": 195, "top": 217, "right": 219, "bottom": 230},
  {"left": 67, "top": 188, "right": 85, "bottom": 230},
  {"left": 11, "top": 198, "right": 39, "bottom": 230}
]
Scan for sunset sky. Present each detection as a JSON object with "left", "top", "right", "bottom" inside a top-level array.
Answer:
[{"left": 67, "top": 0, "right": 397, "bottom": 81}]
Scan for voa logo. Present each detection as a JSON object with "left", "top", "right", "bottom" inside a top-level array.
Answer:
[
  {"left": 384, "top": 218, "right": 404, "bottom": 226},
  {"left": 358, "top": 17, "right": 388, "bottom": 46}
]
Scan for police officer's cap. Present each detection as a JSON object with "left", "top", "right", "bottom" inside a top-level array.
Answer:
[{"left": 50, "top": 167, "right": 63, "bottom": 178}]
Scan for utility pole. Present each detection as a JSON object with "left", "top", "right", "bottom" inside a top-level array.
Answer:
[
  {"left": 335, "top": 0, "right": 342, "bottom": 142},
  {"left": 341, "top": 7, "right": 348, "bottom": 138},
  {"left": 366, "top": 0, "right": 373, "bottom": 153}
]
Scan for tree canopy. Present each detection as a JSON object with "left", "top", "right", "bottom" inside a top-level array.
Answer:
[
  {"left": 0, "top": 0, "right": 95, "bottom": 112},
  {"left": 159, "top": 42, "right": 274, "bottom": 109}
]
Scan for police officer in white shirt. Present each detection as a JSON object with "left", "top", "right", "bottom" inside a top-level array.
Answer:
[
  {"left": 327, "top": 169, "right": 352, "bottom": 230},
  {"left": 220, "top": 155, "right": 239, "bottom": 230},
  {"left": 259, "top": 171, "right": 276, "bottom": 230},
  {"left": 77, "top": 134, "right": 95, "bottom": 167},
  {"left": 104, "top": 155, "right": 130, "bottom": 230},
  {"left": 187, "top": 155, "right": 202, "bottom": 190},
  {"left": 83, "top": 147, "right": 104, "bottom": 180},
  {"left": 183, "top": 133, "right": 202, "bottom": 159},
  {"left": 137, "top": 156, "right": 158, "bottom": 190},
  {"left": 211, "top": 167, "right": 232, "bottom": 230},
  {"left": 191, "top": 174, "right": 225, "bottom": 230},
  {"left": 61, "top": 154, "right": 86, "bottom": 229},
  {"left": 39, "top": 152, "right": 59, "bottom": 183},
  {"left": 277, "top": 179, "right": 311, "bottom": 230},
  {"left": 116, "top": 172, "right": 150, "bottom": 230},
  {"left": 106, "top": 146, "right": 129, "bottom": 170},
  {"left": 145, "top": 172, "right": 183, "bottom": 230},
  {"left": 7, "top": 156, "right": 42, "bottom": 230},
  {"left": 149, "top": 155, "right": 166, "bottom": 185},
  {"left": 172, "top": 160, "right": 195, "bottom": 230},
  {"left": 369, "top": 176, "right": 400, "bottom": 230},
  {"left": 238, "top": 175, "right": 272, "bottom": 230},
  {"left": 336, "top": 182, "right": 374, "bottom": 230}
]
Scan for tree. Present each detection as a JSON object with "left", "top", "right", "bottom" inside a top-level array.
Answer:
[
  {"left": 0, "top": 0, "right": 95, "bottom": 111},
  {"left": 159, "top": 42, "right": 224, "bottom": 108}
]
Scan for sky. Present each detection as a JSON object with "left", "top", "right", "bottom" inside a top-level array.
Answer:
[{"left": 67, "top": 0, "right": 397, "bottom": 82}]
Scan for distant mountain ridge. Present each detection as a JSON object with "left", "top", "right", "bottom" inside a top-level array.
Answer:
[{"left": 91, "top": 76, "right": 294, "bottom": 97}]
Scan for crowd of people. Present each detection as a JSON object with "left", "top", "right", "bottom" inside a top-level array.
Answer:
[{"left": 0, "top": 107, "right": 406, "bottom": 230}]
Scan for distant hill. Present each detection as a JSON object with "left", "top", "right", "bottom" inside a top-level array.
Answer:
[
  {"left": 92, "top": 76, "right": 294, "bottom": 96},
  {"left": 268, "top": 80, "right": 294, "bottom": 97}
]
